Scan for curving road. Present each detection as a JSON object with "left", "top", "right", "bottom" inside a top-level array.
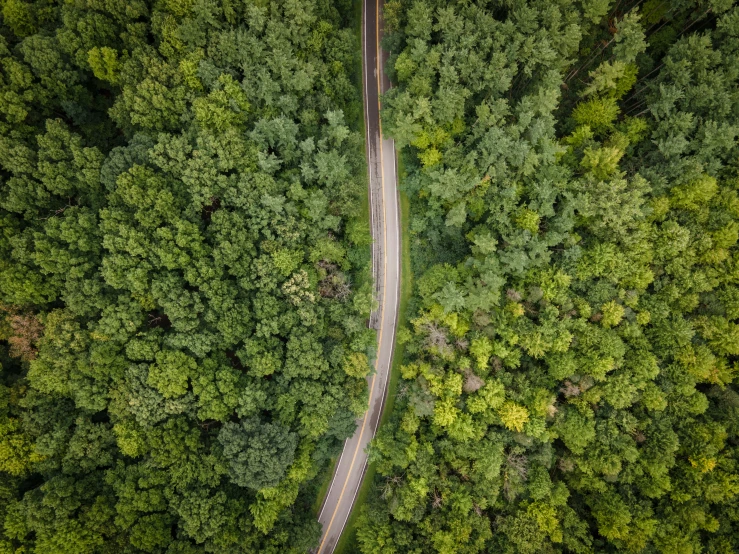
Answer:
[{"left": 315, "top": 0, "right": 399, "bottom": 552}]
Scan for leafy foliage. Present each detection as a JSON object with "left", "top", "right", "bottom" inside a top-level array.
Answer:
[
  {"left": 0, "top": 0, "right": 371, "bottom": 552},
  {"left": 357, "top": 1, "right": 739, "bottom": 553}
]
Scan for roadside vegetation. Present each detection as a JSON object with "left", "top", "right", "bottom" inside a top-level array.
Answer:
[{"left": 356, "top": 1, "right": 739, "bottom": 552}]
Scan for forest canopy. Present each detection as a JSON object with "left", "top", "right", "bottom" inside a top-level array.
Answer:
[
  {"left": 0, "top": 0, "right": 372, "bottom": 552},
  {"left": 357, "top": 0, "right": 739, "bottom": 553},
  {"left": 5, "top": 0, "right": 739, "bottom": 553}
]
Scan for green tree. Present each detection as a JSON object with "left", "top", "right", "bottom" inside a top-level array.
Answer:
[{"left": 218, "top": 418, "right": 298, "bottom": 491}]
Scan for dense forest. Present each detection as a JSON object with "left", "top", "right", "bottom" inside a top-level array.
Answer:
[
  {"left": 4, "top": 0, "right": 739, "bottom": 553},
  {"left": 0, "top": 0, "right": 374, "bottom": 552},
  {"left": 357, "top": 0, "right": 739, "bottom": 553}
]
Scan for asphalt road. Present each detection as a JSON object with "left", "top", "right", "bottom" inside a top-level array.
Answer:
[{"left": 314, "top": 0, "right": 400, "bottom": 552}]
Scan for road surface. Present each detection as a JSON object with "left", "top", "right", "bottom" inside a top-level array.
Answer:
[{"left": 315, "top": 0, "right": 400, "bottom": 552}]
